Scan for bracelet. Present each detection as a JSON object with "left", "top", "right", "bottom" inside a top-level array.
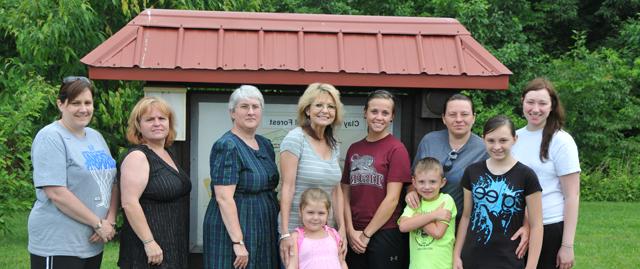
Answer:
[
  {"left": 362, "top": 231, "right": 371, "bottom": 238},
  {"left": 142, "top": 238, "right": 155, "bottom": 245},
  {"left": 279, "top": 233, "right": 291, "bottom": 241},
  {"left": 561, "top": 243, "right": 574, "bottom": 248},
  {"left": 93, "top": 219, "right": 102, "bottom": 230}
]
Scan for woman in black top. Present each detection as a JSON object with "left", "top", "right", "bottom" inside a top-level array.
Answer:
[{"left": 118, "top": 96, "right": 191, "bottom": 268}]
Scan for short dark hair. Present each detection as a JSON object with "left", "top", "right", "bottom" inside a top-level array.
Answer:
[
  {"left": 482, "top": 115, "right": 515, "bottom": 137},
  {"left": 59, "top": 76, "right": 94, "bottom": 104},
  {"left": 443, "top": 93, "right": 474, "bottom": 115}
]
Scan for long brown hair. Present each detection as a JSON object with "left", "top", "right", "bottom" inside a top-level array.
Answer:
[{"left": 522, "top": 78, "right": 565, "bottom": 162}]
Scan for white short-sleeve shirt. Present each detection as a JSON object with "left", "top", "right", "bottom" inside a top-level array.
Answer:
[{"left": 512, "top": 128, "right": 580, "bottom": 224}]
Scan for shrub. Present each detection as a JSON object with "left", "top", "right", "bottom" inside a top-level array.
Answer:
[
  {"left": 542, "top": 32, "right": 640, "bottom": 168},
  {"left": 581, "top": 157, "right": 640, "bottom": 202},
  {"left": 469, "top": 91, "right": 527, "bottom": 135},
  {"left": 92, "top": 83, "right": 144, "bottom": 162},
  {"left": 0, "top": 64, "right": 57, "bottom": 234}
]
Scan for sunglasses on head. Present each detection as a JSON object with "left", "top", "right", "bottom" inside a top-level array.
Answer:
[
  {"left": 62, "top": 76, "right": 91, "bottom": 85},
  {"left": 443, "top": 150, "right": 459, "bottom": 172}
]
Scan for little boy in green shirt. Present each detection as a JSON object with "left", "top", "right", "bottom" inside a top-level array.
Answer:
[{"left": 399, "top": 157, "right": 457, "bottom": 269}]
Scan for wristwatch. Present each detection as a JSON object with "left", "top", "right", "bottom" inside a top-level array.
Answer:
[
  {"left": 94, "top": 219, "right": 102, "bottom": 230},
  {"left": 232, "top": 240, "right": 245, "bottom": 246}
]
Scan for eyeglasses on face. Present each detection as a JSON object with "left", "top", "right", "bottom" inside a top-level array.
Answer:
[
  {"left": 62, "top": 76, "right": 91, "bottom": 85},
  {"left": 443, "top": 150, "right": 459, "bottom": 172},
  {"left": 310, "top": 103, "right": 337, "bottom": 111}
]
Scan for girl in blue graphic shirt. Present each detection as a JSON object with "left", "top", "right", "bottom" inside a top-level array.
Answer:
[{"left": 453, "top": 115, "right": 543, "bottom": 269}]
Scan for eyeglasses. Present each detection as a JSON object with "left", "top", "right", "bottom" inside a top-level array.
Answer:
[
  {"left": 310, "top": 103, "right": 337, "bottom": 111},
  {"left": 443, "top": 150, "right": 458, "bottom": 172},
  {"left": 62, "top": 76, "right": 91, "bottom": 85}
]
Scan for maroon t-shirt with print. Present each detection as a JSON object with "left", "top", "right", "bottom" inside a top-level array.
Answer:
[{"left": 342, "top": 134, "right": 412, "bottom": 231}]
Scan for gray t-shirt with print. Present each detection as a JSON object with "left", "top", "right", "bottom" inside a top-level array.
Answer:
[
  {"left": 28, "top": 121, "right": 116, "bottom": 258},
  {"left": 414, "top": 129, "right": 488, "bottom": 215}
]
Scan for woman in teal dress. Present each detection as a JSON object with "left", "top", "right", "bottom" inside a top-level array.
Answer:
[{"left": 203, "top": 85, "right": 279, "bottom": 269}]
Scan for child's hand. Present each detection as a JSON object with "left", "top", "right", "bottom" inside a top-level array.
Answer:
[
  {"left": 338, "top": 238, "right": 347, "bottom": 259},
  {"left": 338, "top": 227, "right": 347, "bottom": 258},
  {"left": 453, "top": 256, "right": 464, "bottom": 269},
  {"left": 431, "top": 202, "right": 452, "bottom": 222}
]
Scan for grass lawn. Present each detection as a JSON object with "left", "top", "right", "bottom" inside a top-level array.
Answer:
[
  {"left": 1, "top": 202, "right": 638, "bottom": 268},
  {"left": 573, "top": 202, "right": 640, "bottom": 268}
]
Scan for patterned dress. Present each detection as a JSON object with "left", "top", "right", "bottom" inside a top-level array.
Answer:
[
  {"left": 203, "top": 131, "right": 280, "bottom": 269},
  {"left": 118, "top": 145, "right": 192, "bottom": 269}
]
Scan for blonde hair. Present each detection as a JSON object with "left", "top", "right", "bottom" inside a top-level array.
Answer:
[
  {"left": 296, "top": 83, "right": 344, "bottom": 149},
  {"left": 413, "top": 157, "right": 444, "bottom": 178},
  {"left": 299, "top": 187, "right": 331, "bottom": 212},
  {"left": 126, "top": 96, "right": 177, "bottom": 147}
]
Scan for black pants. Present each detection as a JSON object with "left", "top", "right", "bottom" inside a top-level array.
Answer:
[
  {"left": 346, "top": 228, "right": 408, "bottom": 269},
  {"left": 537, "top": 221, "right": 564, "bottom": 269},
  {"left": 30, "top": 252, "right": 103, "bottom": 269}
]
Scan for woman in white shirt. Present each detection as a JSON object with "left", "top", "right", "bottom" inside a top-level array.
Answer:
[{"left": 512, "top": 78, "right": 581, "bottom": 269}]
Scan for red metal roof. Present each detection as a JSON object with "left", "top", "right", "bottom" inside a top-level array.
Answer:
[{"left": 81, "top": 9, "right": 511, "bottom": 89}]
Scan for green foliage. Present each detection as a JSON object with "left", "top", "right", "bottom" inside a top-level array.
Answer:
[
  {"left": 274, "top": 0, "right": 359, "bottom": 14},
  {"left": 608, "top": 14, "right": 640, "bottom": 59},
  {"left": 0, "top": 0, "right": 106, "bottom": 80},
  {"left": 543, "top": 32, "right": 640, "bottom": 167},
  {"left": 0, "top": 63, "right": 58, "bottom": 234},
  {"left": 581, "top": 157, "right": 640, "bottom": 202},
  {"left": 92, "top": 84, "right": 144, "bottom": 161},
  {"left": 468, "top": 90, "right": 527, "bottom": 136},
  {"left": 581, "top": 0, "right": 640, "bottom": 48}
]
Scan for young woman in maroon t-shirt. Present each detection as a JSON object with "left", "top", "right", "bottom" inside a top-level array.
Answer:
[{"left": 341, "top": 90, "right": 412, "bottom": 269}]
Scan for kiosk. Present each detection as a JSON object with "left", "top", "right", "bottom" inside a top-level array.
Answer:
[{"left": 81, "top": 9, "right": 511, "bottom": 268}]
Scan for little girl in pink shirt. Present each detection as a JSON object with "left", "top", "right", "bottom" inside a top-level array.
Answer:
[{"left": 288, "top": 188, "right": 347, "bottom": 269}]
